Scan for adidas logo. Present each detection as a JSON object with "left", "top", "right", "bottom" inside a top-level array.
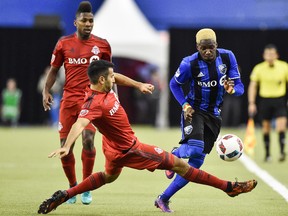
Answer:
[{"left": 197, "top": 72, "right": 205, "bottom": 77}]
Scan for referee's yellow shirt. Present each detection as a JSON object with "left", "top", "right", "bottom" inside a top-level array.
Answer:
[{"left": 250, "top": 60, "right": 288, "bottom": 98}]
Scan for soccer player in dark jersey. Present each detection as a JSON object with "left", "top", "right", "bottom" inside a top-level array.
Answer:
[
  {"left": 38, "top": 60, "right": 256, "bottom": 215},
  {"left": 155, "top": 28, "right": 245, "bottom": 212},
  {"left": 42, "top": 1, "right": 131, "bottom": 205}
]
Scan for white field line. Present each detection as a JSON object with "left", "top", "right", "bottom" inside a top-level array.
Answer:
[{"left": 239, "top": 153, "right": 288, "bottom": 202}]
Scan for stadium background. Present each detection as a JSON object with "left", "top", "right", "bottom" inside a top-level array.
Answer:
[{"left": 1, "top": 0, "right": 288, "bottom": 126}]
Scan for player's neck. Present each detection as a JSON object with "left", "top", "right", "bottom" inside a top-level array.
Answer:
[
  {"left": 90, "top": 84, "right": 104, "bottom": 93},
  {"left": 76, "top": 32, "right": 90, "bottom": 40}
]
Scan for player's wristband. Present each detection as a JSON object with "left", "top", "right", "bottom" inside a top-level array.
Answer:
[
  {"left": 228, "top": 89, "right": 235, "bottom": 95},
  {"left": 182, "top": 102, "right": 192, "bottom": 112}
]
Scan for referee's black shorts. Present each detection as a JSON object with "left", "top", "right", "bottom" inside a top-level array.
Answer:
[{"left": 258, "top": 96, "right": 287, "bottom": 120}]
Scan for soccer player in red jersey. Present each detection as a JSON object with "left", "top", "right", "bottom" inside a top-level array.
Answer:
[
  {"left": 42, "top": 1, "right": 138, "bottom": 205},
  {"left": 38, "top": 60, "right": 257, "bottom": 214}
]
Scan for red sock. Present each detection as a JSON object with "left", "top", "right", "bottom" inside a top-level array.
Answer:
[
  {"left": 61, "top": 152, "right": 76, "bottom": 186},
  {"left": 183, "top": 167, "right": 228, "bottom": 191},
  {"left": 67, "top": 172, "right": 105, "bottom": 198},
  {"left": 81, "top": 148, "right": 96, "bottom": 180}
]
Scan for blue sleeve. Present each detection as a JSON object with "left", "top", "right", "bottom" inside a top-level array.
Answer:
[
  {"left": 228, "top": 51, "right": 241, "bottom": 79},
  {"left": 169, "top": 77, "right": 187, "bottom": 106},
  {"left": 170, "top": 57, "right": 192, "bottom": 106},
  {"left": 233, "top": 78, "right": 244, "bottom": 96}
]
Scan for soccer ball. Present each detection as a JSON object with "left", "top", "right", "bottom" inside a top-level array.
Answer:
[{"left": 216, "top": 134, "right": 244, "bottom": 161}]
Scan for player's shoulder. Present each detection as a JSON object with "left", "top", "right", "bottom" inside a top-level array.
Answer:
[
  {"left": 58, "top": 33, "right": 75, "bottom": 42},
  {"left": 183, "top": 52, "right": 199, "bottom": 63},
  {"left": 217, "top": 48, "right": 234, "bottom": 55},
  {"left": 90, "top": 34, "right": 109, "bottom": 43},
  {"left": 276, "top": 59, "right": 288, "bottom": 65}
]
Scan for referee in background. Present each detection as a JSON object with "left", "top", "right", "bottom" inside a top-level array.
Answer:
[{"left": 248, "top": 44, "right": 288, "bottom": 162}]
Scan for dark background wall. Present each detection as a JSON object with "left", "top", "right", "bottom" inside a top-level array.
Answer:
[
  {"left": 0, "top": 28, "right": 61, "bottom": 124},
  {"left": 168, "top": 29, "right": 288, "bottom": 126}
]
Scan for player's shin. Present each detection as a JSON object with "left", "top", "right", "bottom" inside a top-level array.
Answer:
[
  {"left": 182, "top": 166, "right": 231, "bottom": 192},
  {"left": 67, "top": 172, "right": 106, "bottom": 198}
]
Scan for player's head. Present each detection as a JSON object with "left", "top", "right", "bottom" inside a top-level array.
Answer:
[
  {"left": 74, "top": 1, "right": 94, "bottom": 40},
  {"left": 88, "top": 60, "right": 115, "bottom": 92},
  {"left": 263, "top": 44, "right": 278, "bottom": 66},
  {"left": 196, "top": 28, "right": 218, "bottom": 63}
]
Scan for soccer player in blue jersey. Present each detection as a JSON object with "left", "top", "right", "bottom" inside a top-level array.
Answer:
[{"left": 155, "top": 28, "right": 245, "bottom": 213}]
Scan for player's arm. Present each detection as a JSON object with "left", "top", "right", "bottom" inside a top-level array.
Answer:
[
  {"left": 248, "top": 80, "right": 258, "bottom": 117},
  {"left": 224, "top": 78, "right": 244, "bottom": 96},
  {"left": 114, "top": 72, "right": 154, "bottom": 94},
  {"left": 42, "top": 66, "right": 60, "bottom": 111},
  {"left": 48, "top": 118, "right": 90, "bottom": 159}
]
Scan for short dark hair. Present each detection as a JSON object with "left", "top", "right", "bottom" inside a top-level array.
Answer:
[
  {"left": 264, "top": 44, "right": 278, "bottom": 52},
  {"left": 88, "top": 60, "right": 114, "bottom": 84},
  {"left": 76, "top": 1, "right": 92, "bottom": 17}
]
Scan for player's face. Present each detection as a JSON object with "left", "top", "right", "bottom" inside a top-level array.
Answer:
[
  {"left": 263, "top": 48, "right": 278, "bottom": 65},
  {"left": 75, "top": 12, "right": 94, "bottom": 39},
  {"left": 197, "top": 39, "right": 218, "bottom": 63},
  {"left": 103, "top": 68, "right": 115, "bottom": 92}
]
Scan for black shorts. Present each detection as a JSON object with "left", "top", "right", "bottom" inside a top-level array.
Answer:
[
  {"left": 180, "top": 110, "right": 221, "bottom": 154},
  {"left": 258, "top": 97, "right": 287, "bottom": 120}
]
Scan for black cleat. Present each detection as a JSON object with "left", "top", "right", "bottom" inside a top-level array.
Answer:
[{"left": 38, "top": 190, "right": 68, "bottom": 214}]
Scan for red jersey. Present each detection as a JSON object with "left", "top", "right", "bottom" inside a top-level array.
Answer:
[
  {"left": 51, "top": 33, "right": 111, "bottom": 103},
  {"left": 78, "top": 87, "right": 137, "bottom": 153}
]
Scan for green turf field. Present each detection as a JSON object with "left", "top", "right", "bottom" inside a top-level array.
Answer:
[{"left": 0, "top": 126, "right": 287, "bottom": 216}]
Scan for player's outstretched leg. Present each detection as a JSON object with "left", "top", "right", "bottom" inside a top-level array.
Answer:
[
  {"left": 38, "top": 190, "right": 69, "bottom": 214},
  {"left": 165, "top": 147, "right": 178, "bottom": 179},
  {"left": 227, "top": 179, "right": 257, "bottom": 197}
]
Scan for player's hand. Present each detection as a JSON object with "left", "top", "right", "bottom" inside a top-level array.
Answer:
[
  {"left": 139, "top": 83, "right": 154, "bottom": 94},
  {"left": 42, "top": 91, "right": 53, "bottom": 111},
  {"left": 248, "top": 103, "right": 257, "bottom": 117},
  {"left": 224, "top": 78, "right": 235, "bottom": 94},
  {"left": 184, "top": 106, "right": 194, "bottom": 123},
  {"left": 48, "top": 147, "right": 70, "bottom": 159}
]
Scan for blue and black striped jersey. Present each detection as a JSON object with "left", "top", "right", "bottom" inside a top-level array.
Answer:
[{"left": 171, "top": 48, "right": 244, "bottom": 116}]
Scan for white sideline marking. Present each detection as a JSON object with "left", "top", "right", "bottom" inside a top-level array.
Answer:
[{"left": 239, "top": 154, "right": 288, "bottom": 202}]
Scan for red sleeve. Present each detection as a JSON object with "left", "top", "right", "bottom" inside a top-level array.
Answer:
[
  {"left": 102, "top": 39, "right": 112, "bottom": 62},
  {"left": 51, "top": 40, "right": 64, "bottom": 68},
  {"left": 79, "top": 103, "right": 102, "bottom": 121}
]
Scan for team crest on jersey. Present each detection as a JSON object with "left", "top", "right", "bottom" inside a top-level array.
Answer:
[
  {"left": 154, "top": 147, "right": 163, "bottom": 154},
  {"left": 80, "top": 109, "right": 89, "bottom": 116},
  {"left": 184, "top": 125, "right": 193, "bottom": 135},
  {"left": 218, "top": 64, "right": 227, "bottom": 74},
  {"left": 91, "top": 46, "right": 100, "bottom": 55}
]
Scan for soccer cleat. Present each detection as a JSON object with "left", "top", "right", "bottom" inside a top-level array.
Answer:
[
  {"left": 165, "top": 170, "right": 175, "bottom": 179},
  {"left": 81, "top": 191, "right": 92, "bottom": 205},
  {"left": 154, "top": 195, "right": 173, "bottom": 213},
  {"left": 38, "top": 190, "right": 69, "bottom": 214},
  {"left": 65, "top": 195, "right": 76, "bottom": 204},
  {"left": 226, "top": 179, "right": 257, "bottom": 197},
  {"left": 279, "top": 153, "right": 286, "bottom": 162},
  {"left": 264, "top": 155, "right": 272, "bottom": 163},
  {"left": 165, "top": 147, "right": 178, "bottom": 179}
]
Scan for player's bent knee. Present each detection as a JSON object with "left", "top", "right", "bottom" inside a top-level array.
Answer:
[
  {"left": 104, "top": 173, "right": 120, "bottom": 183},
  {"left": 171, "top": 156, "right": 190, "bottom": 176}
]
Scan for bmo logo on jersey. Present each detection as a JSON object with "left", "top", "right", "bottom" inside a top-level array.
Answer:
[
  {"left": 68, "top": 55, "right": 100, "bottom": 64},
  {"left": 197, "top": 75, "right": 226, "bottom": 87}
]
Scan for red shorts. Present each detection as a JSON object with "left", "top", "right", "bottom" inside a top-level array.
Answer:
[
  {"left": 103, "top": 141, "right": 175, "bottom": 175},
  {"left": 58, "top": 100, "right": 96, "bottom": 139}
]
